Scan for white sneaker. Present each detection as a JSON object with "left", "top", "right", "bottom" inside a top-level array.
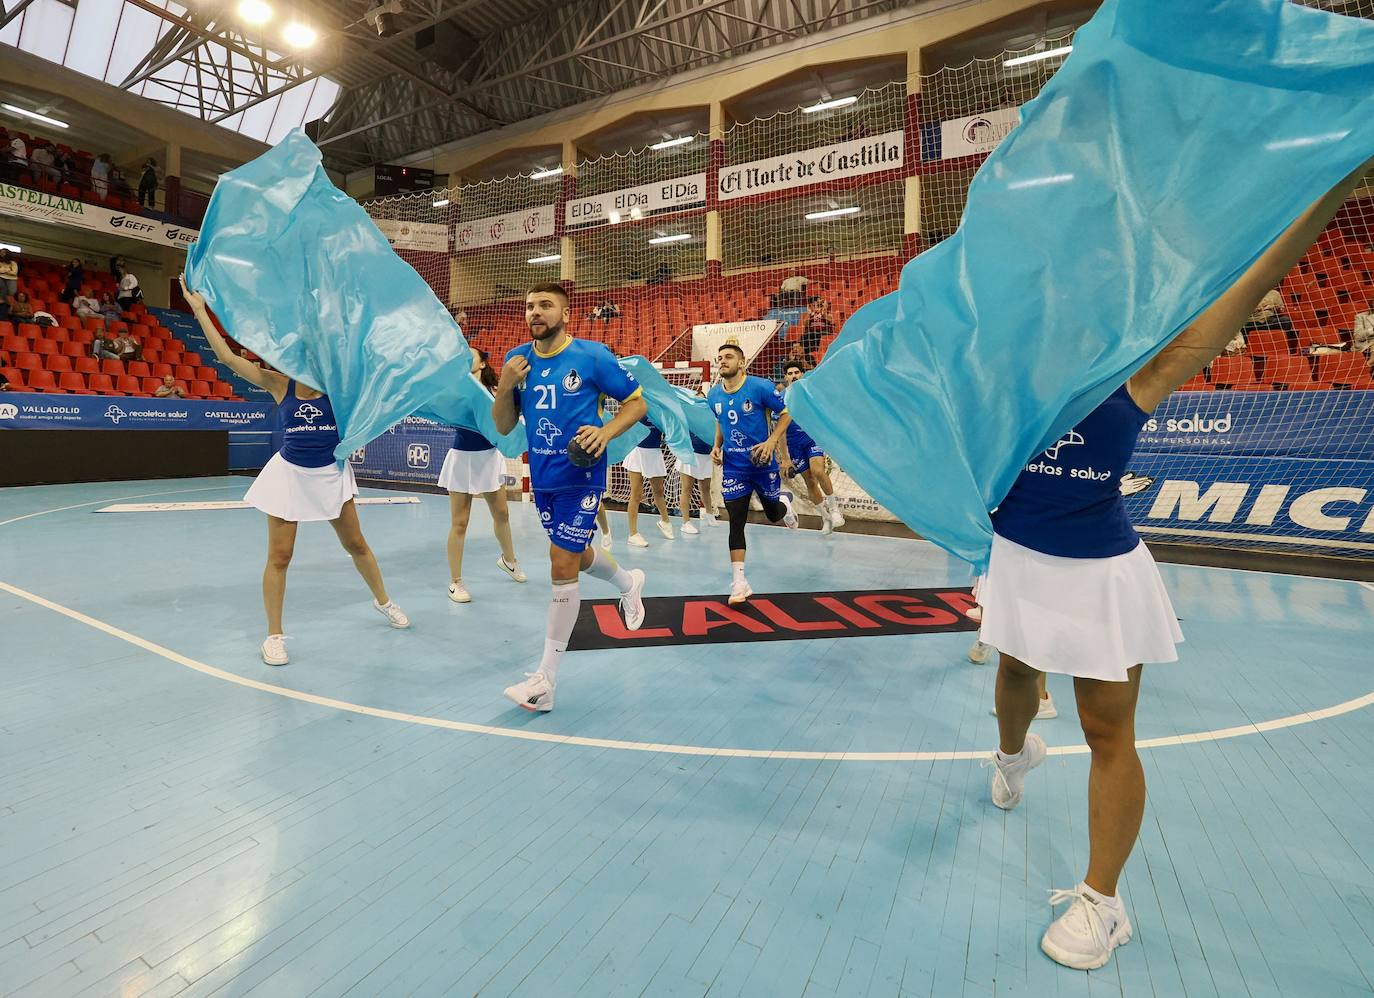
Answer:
[
  {"left": 448, "top": 581, "right": 472, "bottom": 603},
  {"left": 504, "top": 671, "right": 555, "bottom": 712},
  {"left": 819, "top": 505, "right": 834, "bottom": 535},
  {"left": 620, "top": 568, "right": 647, "bottom": 631},
  {"left": 627, "top": 532, "right": 649, "bottom": 548},
  {"left": 600, "top": 530, "right": 613, "bottom": 551},
  {"left": 701, "top": 511, "right": 718, "bottom": 527},
  {"left": 1041, "top": 887, "right": 1133, "bottom": 970},
  {"left": 681, "top": 520, "right": 699, "bottom": 535},
  {"left": 965, "top": 603, "right": 984, "bottom": 623},
  {"left": 497, "top": 557, "right": 528, "bottom": 583},
  {"left": 779, "top": 491, "right": 799, "bottom": 530},
  {"left": 373, "top": 600, "right": 411, "bottom": 628},
  {"left": 968, "top": 639, "right": 993, "bottom": 664},
  {"left": 990, "top": 694, "right": 1058, "bottom": 720},
  {"left": 655, "top": 519, "right": 675, "bottom": 540},
  {"left": 986, "top": 732, "right": 1047, "bottom": 810},
  {"left": 728, "top": 577, "right": 753, "bottom": 606},
  {"left": 261, "top": 634, "right": 289, "bottom": 666},
  {"left": 828, "top": 498, "right": 846, "bottom": 528}
]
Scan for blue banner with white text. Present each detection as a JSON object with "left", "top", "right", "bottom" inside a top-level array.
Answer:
[{"left": 0, "top": 393, "right": 273, "bottom": 431}]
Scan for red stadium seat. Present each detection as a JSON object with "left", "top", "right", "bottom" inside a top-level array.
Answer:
[
  {"left": 174, "top": 364, "right": 195, "bottom": 380},
  {"left": 212, "top": 382, "right": 234, "bottom": 398},
  {"left": 162, "top": 352, "right": 182, "bottom": 366},
  {"left": 173, "top": 379, "right": 190, "bottom": 396},
  {"left": 195, "top": 366, "right": 218, "bottom": 381},
  {"left": 0, "top": 321, "right": 14, "bottom": 338},
  {"left": 58, "top": 372, "right": 91, "bottom": 394},
  {"left": 2, "top": 335, "right": 28, "bottom": 353},
  {"left": 46, "top": 355, "right": 72, "bottom": 373},
  {"left": 15, "top": 352, "right": 42, "bottom": 371},
  {"left": 70, "top": 329, "right": 94, "bottom": 345},
  {"left": 151, "top": 363, "right": 173, "bottom": 378},
  {"left": 127, "top": 361, "right": 151, "bottom": 378},
  {"left": 82, "top": 317, "right": 105, "bottom": 331},
  {"left": 88, "top": 373, "right": 118, "bottom": 394},
  {"left": 1209, "top": 355, "right": 1257, "bottom": 387},
  {"left": 183, "top": 352, "right": 203, "bottom": 366},
  {"left": 45, "top": 326, "right": 70, "bottom": 342},
  {"left": 142, "top": 348, "right": 161, "bottom": 363},
  {"left": 189, "top": 379, "right": 211, "bottom": 397},
  {"left": 3, "top": 367, "right": 30, "bottom": 391},
  {"left": 30, "top": 337, "right": 56, "bottom": 356},
  {"left": 1263, "top": 355, "right": 1314, "bottom": 388},
  {"left": 60, "top": 341, "right": 86, "bottom": 358},
  {"left": 74, "top": 357, "right": 99, "bottom": 375},
  {"left": 27, "top": 369, "right": 59, "bottom": 391},
  {"left": 115, "top": 375, "right": 143, "bottom": 395},
  {"left": 141, "top": 377, "right": 164, "bottom": 394},
  {"left": 101, "top": 359, "right": 125, "bottom": 376},
  {"left": 1315, "top": 353, "right": 1374, "bottom": 387}
]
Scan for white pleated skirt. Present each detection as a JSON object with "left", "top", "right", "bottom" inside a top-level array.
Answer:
[
  {"left": 437, "top": 447, "right": 504, "bottom": 495},
  {"left": 677, "top": 453, "right": 715, "bottom": 481},
  {"left": 622, "top": 446, "right": 668, "bottom": 478},
  {"left": 245, "top": 452, "right": 358, "bottom": 523},
  {"left": 978, "top": 533, "right": 1183, "bottom": 682}
]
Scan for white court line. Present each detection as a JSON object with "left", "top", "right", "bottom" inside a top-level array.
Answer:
[
  {"left": 1359, "top": 582, "right": 1374, "bottom": 593},
  {"left": 0, "top": 485, "right": 226, "bottom": 529},
  {"left": 1, "top": 577, "right": 1370, "bottom": 763},
  {"left": 96, "top": 497, "right": 422, "bottom": 513}
]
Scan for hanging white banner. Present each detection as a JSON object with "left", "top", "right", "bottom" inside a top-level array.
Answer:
[
  {"left": 565, "top": 173, "right": 708, "bottom": 228},
  {"left": 373, "top": 218, "right": 449, "bottom": 252},
  {"left": 717, "top": 131, "right": 904, "bottom": 202},
  {"left": 0, "top": 182, "right": 199, "bottom": 248},
  {"left": 691, "top": 320, "right": 780, "bottom": 364},
  {"left": 454, "top": 204, "right": 556, "bottom": 251},
  {"left": 939, "top": 107, "right": 1021, "bottom": 160}
]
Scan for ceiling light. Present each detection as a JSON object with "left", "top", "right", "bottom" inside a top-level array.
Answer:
[
  {"left": 530, "top": 166, "right": 563, "bottom": 180},
  {"left": 0, "top": 242, "right": 20, "bottom": 253},
  {"left": 650, "top": 136, "right": 693, "bottom": 150},
  {"left": 1, "top": 103, "right": 69, "bottom": 129},
  {"left": 805, "top": 206, "right": 861, "bottom": 221},
  {"left": 237, "top": 0, "right": 272, "bottom": 25},
  {"left": 648, "top": 233, "right": 691, "bottom": 245},
  {"left": 802, "top": 96, "right": 858, "bottom": 114},
  {"left": 283, "top": 22, "right": 317, "bottom": 47},
  {"left": 1003, "top": 45, "right": 1073, "bottom": 68},
  {"left": 528, "top": 254, "right": 561, "bottom": 264},
  {"left": 431, "top": 198, "right": 450, "bottom": 208}
]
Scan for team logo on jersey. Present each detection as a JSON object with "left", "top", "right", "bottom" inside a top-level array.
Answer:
[
  {"left": 104, "top": 404, "right": 128, "bottom": 424},
  {"left": 742, "top": 400, "right": 753, "bottom": 413},
  {"left": 296, "top": 403, "right": 325, "bottom": 424},
  {"left": 1043, "top": 429, "right": 1084, "bottom": 460},
  {"left": 579, "top": 492, "right": 599, "bottom": 512},
  {"left": 562, "top": 369, "right": 583, "bottom": 393},
  {"left": 714, "top": 403, "right": 722, "bottom": 414},
  {"left": 540, "top": 509, "right": 552, "bottom": 522},
  {"left": 729, "top": 429, "right": 748, "bottom": 448},
  {"left": 536, "top": 417, "right": 563, "bottom": 448}
]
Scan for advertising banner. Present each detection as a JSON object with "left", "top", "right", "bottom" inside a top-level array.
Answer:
[
  {"left": 0, "top": 393, "right": 271, "bottom": 430},
  {"left": 565, "top": 173, "right": 708, "bottom": 229},
  {"left": 717, "top": 131, "right": 904, "bottom": 202},
  {"left": 0, "top": 182, "right": 200, "bottom": 249},
  {"left": 454, "top": 204, "right": 557, "bottom": 251}
]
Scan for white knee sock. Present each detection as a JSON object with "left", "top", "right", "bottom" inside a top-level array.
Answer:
[
  {"left": 537, "top": 581, "right": 580, "bottom": 682},
  {"left": 584, "top": 547, "right": 633, "bottom": 593},
  {"left": 732, "top": 562, "right": 747, "bottom": 584}
]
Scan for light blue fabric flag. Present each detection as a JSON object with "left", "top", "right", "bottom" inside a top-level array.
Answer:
[
  {"left": 618, "top": 356, "right": 718, "bottom": 463},
  {"left": 786, "top": 0, "right": 1374, "bottom": 571},
  {"left": 185, "top": 128, "right": 513, "bottom": 462}
]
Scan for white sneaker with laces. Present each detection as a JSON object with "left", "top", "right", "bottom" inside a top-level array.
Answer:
[
  {"left": 261, "top": 634, "right": 289, "bottom": 666},
  {"left": 779, "top": 491, "right": 799, "bottom": 530},
  {"left": 448, "top": 581, "right": 472, "bottom": 603},
  {"left": 504, "top": 671, "right": 555, "bottom": 712},
  {"left": 728, "top": 577, "right": 753, "bottom": 606},
  {"left": 627, "top": 532, "right": 649, "bottom": 548},
  {"left": 655, "top": 519, "right": 675, "bottom": 540},
  {"left": 985, "top": 732, "right": 1047, "bottom": 810},
  {"left": 967, "top": 639, "right": 993, "bottom": 664},
  {"left": 620, "top": 568, "right": 647, "bottom": 630},
  {"left": 828, "top": 497, "right": 846, "bottom": 528},
  {"left": 681, "top": 520, "right": 699, "bottom": 535},
  {"left": 600, "top": 530, "right": 613, "bottom": 551},
  {"left": 373, "top": 600, "right": 411, "bottom": 628},
  {"left": 497, "top": 557, "right": 528, "bottom": 583},
  {"left": 819, "top": 504, "right": 834, "bottom": 535},
  {"left": 990, "top": 693, "right": 1058, "bottom": 720},
  {"left": 1041, "top": 886, "right": 1133, "bottom": 970}
]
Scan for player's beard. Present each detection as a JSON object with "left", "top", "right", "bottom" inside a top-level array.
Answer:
[{"left": 529, "top": 318, "right": 564, "bottom": 341}]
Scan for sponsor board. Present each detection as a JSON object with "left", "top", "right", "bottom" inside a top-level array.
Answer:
[
  {"left": 717, "top": 131, "right": 904, "bottom": 202},
  {"left": 0, "top": 182, "right": 200, "bottom": 249},
  {"left": 0, "top": 393, "right": 271, "bottom": 430},
  {"left": 455, "top": 204, "right": 556, "bottom": 250},
  {"left": 938, "top": 107, "right": 1021, "bottom": 160},
  {"left": 691, "top": 321, "right": 781, "bottom": 365},
  {"left": 372, "top": 218, "right": 448, "bottom": 252},
  {"left": 565, "top": 173, "right": 707, "bottom": 229}
]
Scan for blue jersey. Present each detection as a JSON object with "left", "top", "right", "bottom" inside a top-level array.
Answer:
[
  {"left": 991, "top": 385, "right": 1148, "bottom": 558},
  {"left": 506, "top": 337, "right": 641, "bottom": 493},
  {"left": 279, "top": 381, "right": 339, "bottom": 468},
  {"left": 451, "top": 426, "right": 493, "bottom": 452},
  {"left": 707, "top": 374, "right": 786, "bottom": 474},
  {"left": 785, "top": 419, "right": 815, "bottom": 455},
  {"left": 636, "top": 416, "right": 663, "bottom": 450},
  {"left": 689, "top": 432, "right": 714, "bottom": 456}
]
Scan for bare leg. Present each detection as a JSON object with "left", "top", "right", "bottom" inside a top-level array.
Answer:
[
  {"left": 447, "top": 491, "right": 473, "bottom": 581},
  {"left": 809, "top": 456, "right": 836, "bottom": 497},
  {"left": 329, "top": 499, "right": 389, "bottom": 604},
  {"left": 482, "top": 489, "right": 518, "bottom": 565},
  {"left": 1075, "top": 666, "right": 1145, "bottom": 897},
  {"left": 800, "top": 469, "right": 824, "bottom": 506},
  {"left": 679, "top": 474, "right": 698, "bottom": 526},
  {"left": 648, "top": 475, "right": 670, "bottom": 524},
  {"left": 996, "top": 651, "right": 1043, "bottom": 755},
  {"left": 627, "top": 471, "right": 645, "bottom": 535},
  {"left": 263, "top": 515, "right": 297, "bottom": 636}
]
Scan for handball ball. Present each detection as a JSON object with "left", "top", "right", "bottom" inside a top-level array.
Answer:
[{"left": 567, "top": 438, "right": 599, "bottom": 468}]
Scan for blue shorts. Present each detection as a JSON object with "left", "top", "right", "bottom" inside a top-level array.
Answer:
[
  {"left": 791, "top": 441, "right": 825, "bottom": 466},
  {"left": 720, "top": 466, "right": 782, "bottom": 503},
  {"left": 534, "top": 489, "right": 602, "bottom": 552}
]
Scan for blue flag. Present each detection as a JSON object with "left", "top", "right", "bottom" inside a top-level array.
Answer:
[
  {"left": 786, "top": 0, "right": 1374, "bottom": 570},
  {"left": 617, "top": 356, "right": 717, "bottom": 464}
]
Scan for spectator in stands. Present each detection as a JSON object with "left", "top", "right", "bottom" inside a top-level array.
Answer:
[
  {"left": 29, "top": 141, "right": 59, "bottom": 184},
  {"left": 60, "top": 257, "right": 84, "bottom": 304},
  {"left": 90, "top": 154, "right": 112, "bottom": 200},
  {"left": 92, "top": 333, "right": 121, "bottom": 361},
  {"left": 111, "top": 167, "right": 134, "bottom": 201},
  {"left": 154, "top": 374, "right": 186, "bottom": 399},
  {"left": 109, "top": 256, "right": 126, "bottom": 282},
  {"left": 99, "top": 292, "right": 122, "bottom": 322},
  {"left": 1242, "top": 286, "right": 1293, "bottom": 334},
  {"left": 55, "top": 148, "right": 78, "bottom": 186},
  {"left": 116, "top": 268, "right": 142, "bottom": 311},
  {"left": 112, "top": 331, "right": 142, "bottom": 362},
  {"left": 589, "top": 300, "right": 621, "bottom": 323},
  {"left": 9, "top": 291, "right": 34, "bottom": 322},
  {"left": 453, "top": 307, "right": 469, "bottom": 329},
  {"left": 1354, "top": 299, "right": 1374, "bottom": 359},
  {"left": 0, "top": 249, "right": 17, "bottom": 300},
  {"left": 138, "top": 158, "right": 158, "bottom": 209},
  {"left": 778, "top": 273, "right": 810, "bottom": 306},
  {"left": 6, "top": 134, "right": 28, "bottom": 181},
  {"left": 802, "top": 298, "right": 833, "bottom": 357},
  {"left": 73, "top": 291, "right": 101, "bottom": 318}
]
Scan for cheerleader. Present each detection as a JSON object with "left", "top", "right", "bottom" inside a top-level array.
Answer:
[
  {"left": 981, "top": 165, "right": 1369, "bottom": 971},
  {"left": 623, "top": 414, "right": 674, "bottom": 546},
  {"left": 440, "top": 349, "right": 526, "bottom": 602},
  {"left": 180, "top": 277, "right": 410, "bottom": 666}
]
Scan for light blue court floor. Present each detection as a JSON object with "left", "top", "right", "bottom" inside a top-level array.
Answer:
[{"left": 2, "top": 477, "right": 1373, "bottom": 998}]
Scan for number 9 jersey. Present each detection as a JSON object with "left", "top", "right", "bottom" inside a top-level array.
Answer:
[
  {"left": 707, "top": 374, "right": 787, "bottom": 473},
  {"left": 505, "top": 337, "right": 643, "bottom": 493}
]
